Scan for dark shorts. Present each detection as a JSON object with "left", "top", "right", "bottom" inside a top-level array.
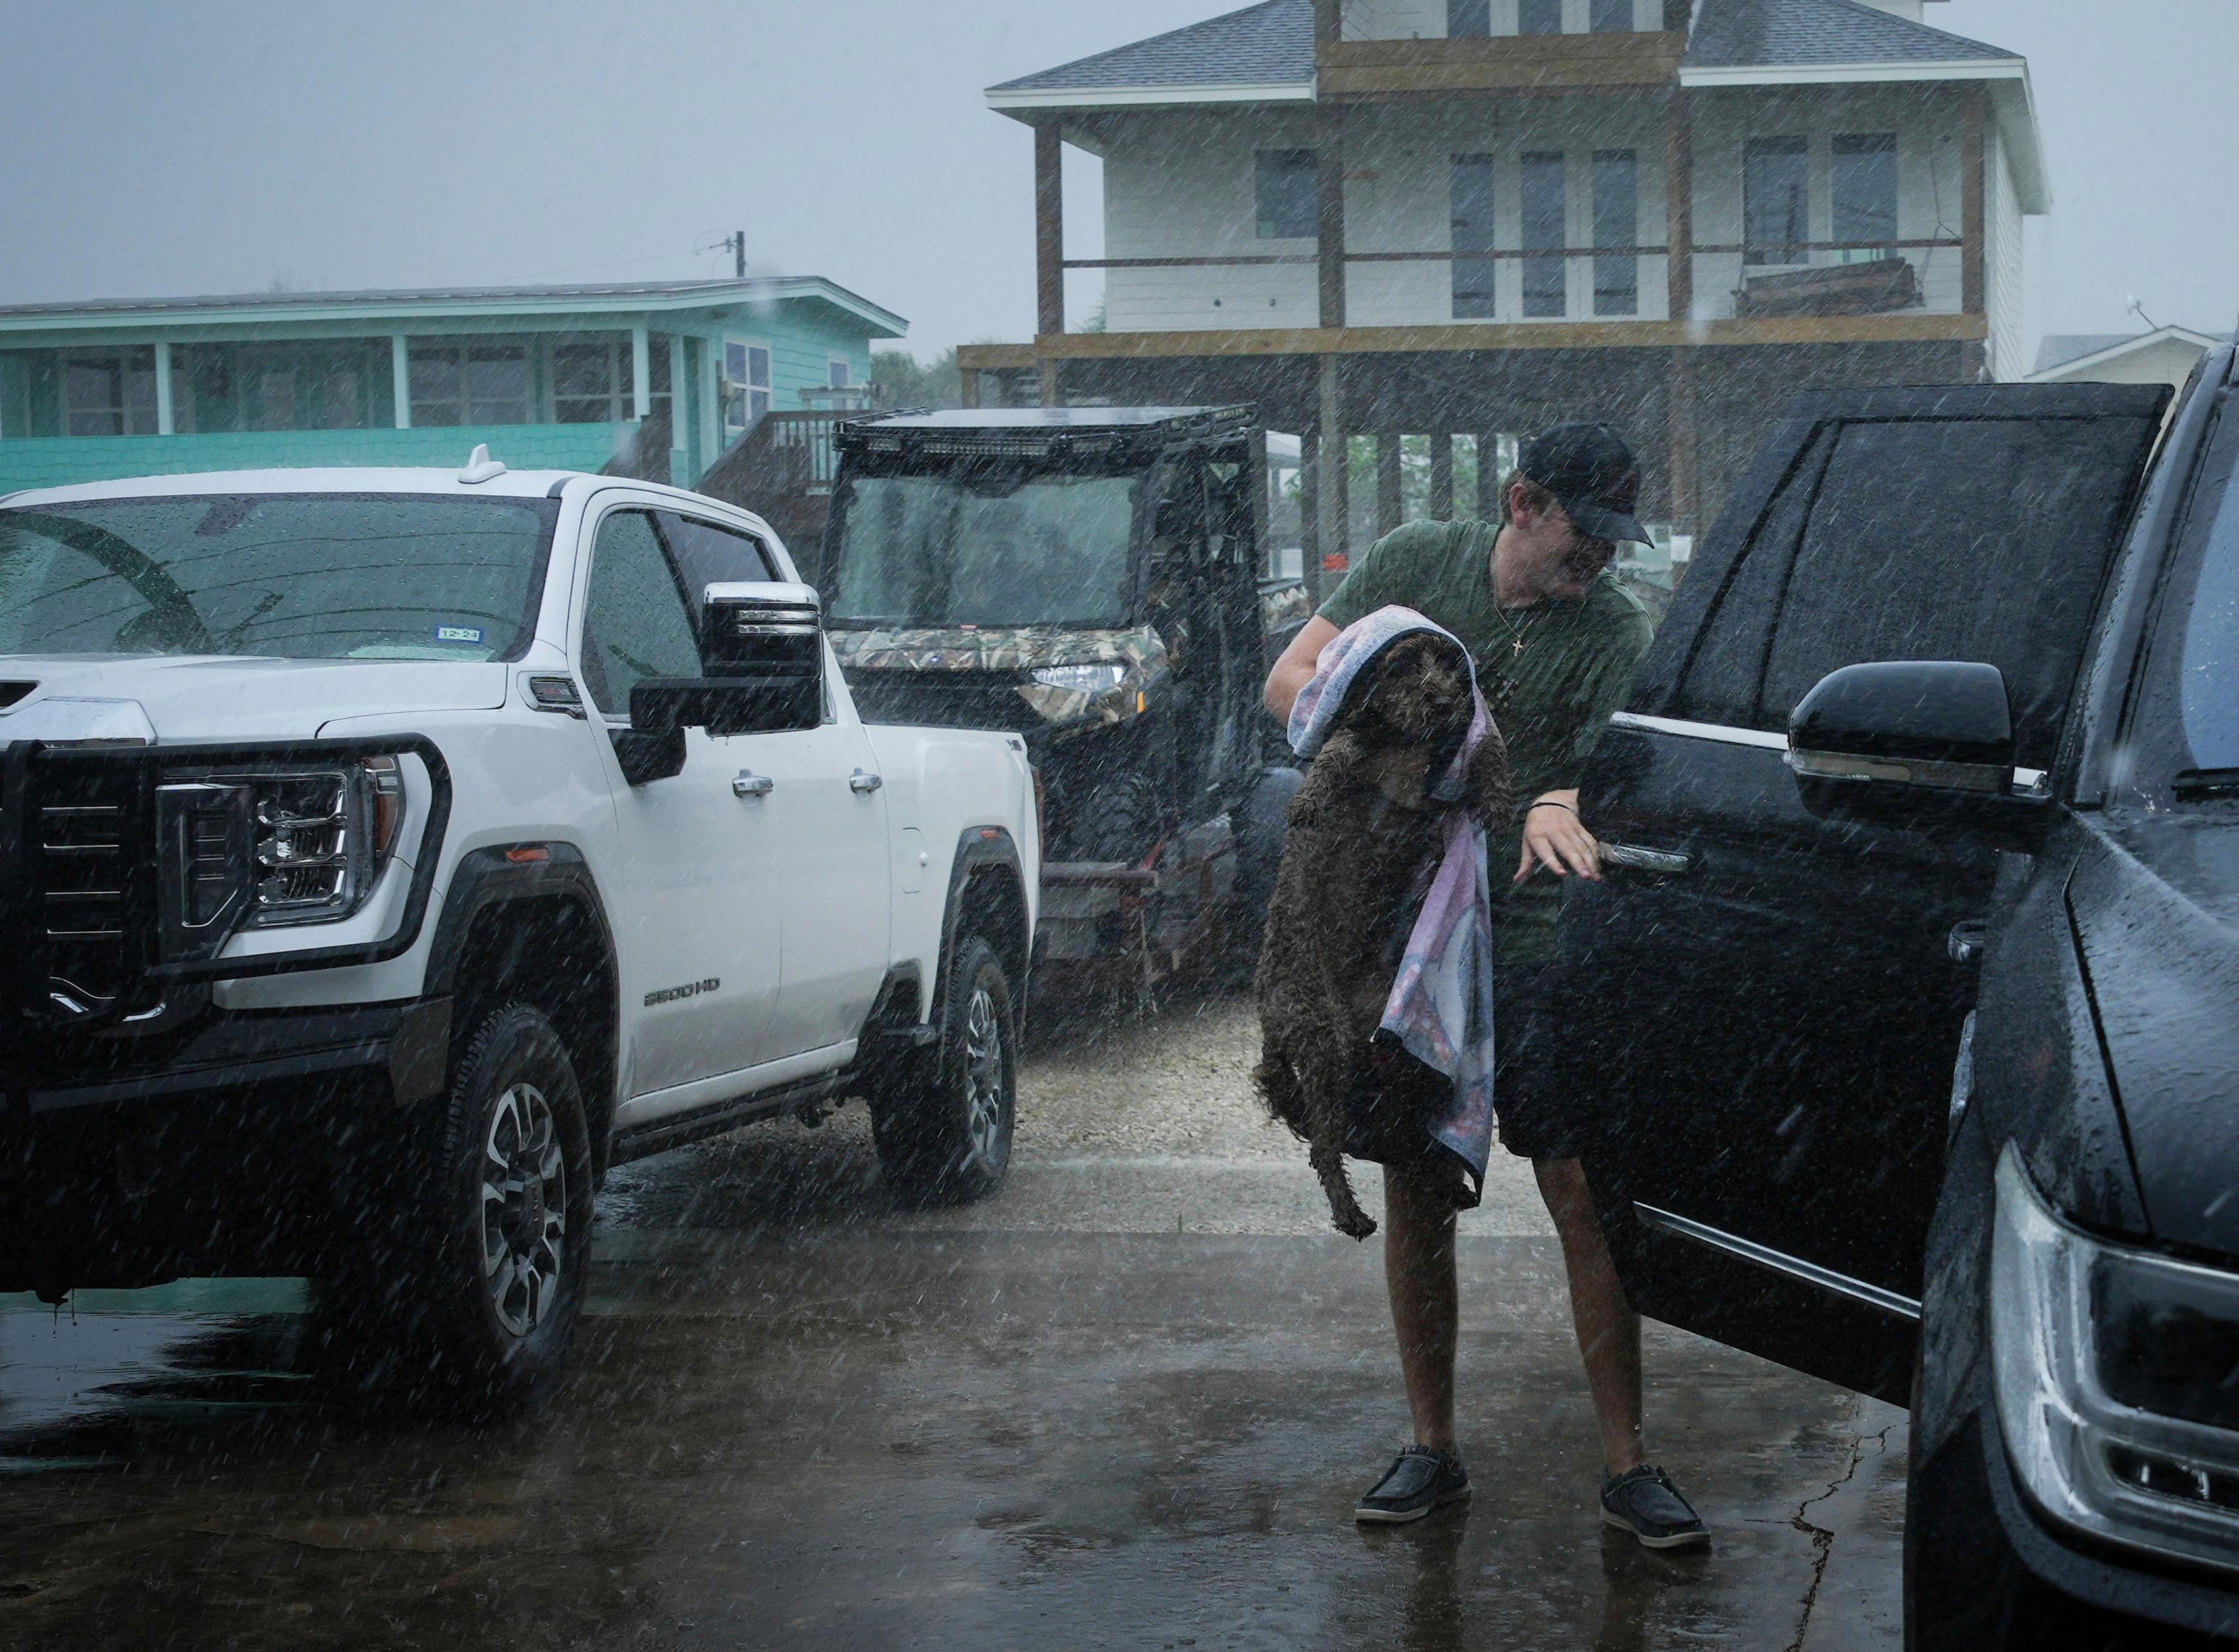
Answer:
[
  {"left": 1487, "top": 956, "right": 1588, "bottom": 1162},
  {"left": 1341, "top": 957, "right": 1585, "bottom": 1205}
]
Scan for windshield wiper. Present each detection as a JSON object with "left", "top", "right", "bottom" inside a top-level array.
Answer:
[{"left": 2173, "top": 768, "right": 2239, "bottom": 799}]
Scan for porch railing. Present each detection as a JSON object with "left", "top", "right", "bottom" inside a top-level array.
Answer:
[{"left": 1058, "top": 237, "right": 1963, "bottom": 328}]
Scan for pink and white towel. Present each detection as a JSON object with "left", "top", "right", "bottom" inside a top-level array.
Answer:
[{"left": 1288, "top": 606, "right": 1498, "bottom": 1189}]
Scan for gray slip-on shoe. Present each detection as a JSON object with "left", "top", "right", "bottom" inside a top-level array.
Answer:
[
  {"left": 1356, "top": 1445, "right": 1471, "bottom": 1524},
  {"left": 1600, "top": 1463, "right": 1709, "bottom": 1549}
]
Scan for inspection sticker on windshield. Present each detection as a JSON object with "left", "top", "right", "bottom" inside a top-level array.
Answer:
[{"left": 433, "top": 624, "right": 485, "bottom": 644}]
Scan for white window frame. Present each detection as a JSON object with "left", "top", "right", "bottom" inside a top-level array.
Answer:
[
  {"left": 722, "top": 337, "right": 773, "bottom": 439},
  {"left": 826, "top": 357, "right": 851, "bottom": 390},
  {"left": 61, "top": 348, "right": 159, "bottom": 437}
]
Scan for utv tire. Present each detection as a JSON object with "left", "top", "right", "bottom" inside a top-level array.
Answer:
[
  {"left": 1227, "top": 764, "right": 1303, "bottom": 969},
  {"left": 331, "top": 1004, "right": 594, "bottom": 1410},
  {"left": 1062, "top": 770, "right": 1162, "bottom": 863},
  {"left": 873, "top": 936, "right": 1018, "bottom": 1207}
]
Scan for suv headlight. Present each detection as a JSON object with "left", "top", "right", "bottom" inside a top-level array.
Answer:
[
  {"left": 1991, "top": 1142, "right": 2239, "bottom": 1574},
  {"left": 1030, "top": 663, "right": 1128, "bottom": 696},
  {"left": 159, "top": 755, "right": 405, "bottom": 950}
]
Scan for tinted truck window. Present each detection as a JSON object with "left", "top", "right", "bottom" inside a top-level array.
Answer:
[{"left": 1758, "top": 417, "right": 2152, "bottom": 766}]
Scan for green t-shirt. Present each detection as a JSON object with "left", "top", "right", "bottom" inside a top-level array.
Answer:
[{"left": 1319, "top": 518, "right": 1655, "bottom": 961}]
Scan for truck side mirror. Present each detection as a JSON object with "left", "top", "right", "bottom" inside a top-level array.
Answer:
[
  {"left": 623, "top": 584, "right": 825, "bottom": 781},
  {"left": 1786, "top": 660, "right": 2048, "bottom": 844}
]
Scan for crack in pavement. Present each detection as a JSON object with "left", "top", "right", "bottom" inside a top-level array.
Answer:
[{"left": 1784, "top": 1408, "right": 1898, "bottom": 1652}]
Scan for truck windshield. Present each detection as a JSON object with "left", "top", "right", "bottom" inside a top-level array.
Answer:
[
  {"left": 828, "top": 472, "right": 1137, "bottom": 628},
  {"left": 0, "top": 494, "right": 556, "bottom": 661}
]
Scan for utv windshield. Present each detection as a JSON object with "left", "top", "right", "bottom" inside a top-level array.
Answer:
[
  {"left": 827, "top": 471, "right": 1138, "bottom": 629},
  {"left": 0, "top": 494, "right": 557, "bottom": 661}
]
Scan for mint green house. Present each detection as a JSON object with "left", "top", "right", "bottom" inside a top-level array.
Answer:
[{"left": 0, "top": 278, "right": 906, "bottom": 494}]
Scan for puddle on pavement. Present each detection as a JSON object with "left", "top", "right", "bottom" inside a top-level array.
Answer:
[{"left": 0, "top": 1279, "right": 310, "bottom": 1470}]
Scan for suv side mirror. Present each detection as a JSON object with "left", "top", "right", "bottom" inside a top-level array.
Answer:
[
  {"left": 1786, "top": 660, "right": 2049, "bottom": 843},
  {"left": 622, "top": 584, "right": 825, "bottom": 783}
]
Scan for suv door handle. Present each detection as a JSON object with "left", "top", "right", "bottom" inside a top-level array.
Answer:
[
  {"left": 1602, "top": 842, "right": 1693, "bottom": 876},
  {"left": 733, "top": 771, "right": 774, "bottom": 798},
  {"left": 849, "top": 769, "right": 883, "bottom": 794}
]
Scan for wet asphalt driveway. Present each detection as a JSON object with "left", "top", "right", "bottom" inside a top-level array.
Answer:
[{"left": 0, "top": 985, "right": 1904, "bottom": 1649}]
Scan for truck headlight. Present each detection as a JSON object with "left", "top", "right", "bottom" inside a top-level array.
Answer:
[
  {"left": 1991, "top": 1142, "right": 2239, "bottom": 1574},
  {"left": 1030, "top": 663, "right": 1128, "bottom": 696},
  {"left": 160, "top": 755, "right": 405, "bottom": 948}
]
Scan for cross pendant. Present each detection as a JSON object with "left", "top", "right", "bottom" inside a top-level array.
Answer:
[{"left": 1512, "top": 635, "right": 1527, "bottom": 658}]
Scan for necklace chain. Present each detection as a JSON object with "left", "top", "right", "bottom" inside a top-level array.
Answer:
[{"left": 1494, "top": 602, "right": 1544, "bottom": 660}]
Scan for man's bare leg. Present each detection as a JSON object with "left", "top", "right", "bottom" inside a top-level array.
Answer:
[
  {"left": 1383, "top": 1165, "right": 1460, "bottom": 1453},
  {"left": 1535, "top": 1155, "right": 1644, "bottom": 1476}
]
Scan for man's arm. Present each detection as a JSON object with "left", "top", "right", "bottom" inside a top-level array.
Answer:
[
  {"left": 1264, "top": 614, "right": 1340, "bottom": 723},
  {"left": 1513, "top": 603, "right": 1658, "bottom": 884}
]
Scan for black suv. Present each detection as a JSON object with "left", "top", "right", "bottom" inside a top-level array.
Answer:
[{"left": 1562, "top": 349, "right": 2239, "bottom": 1647}]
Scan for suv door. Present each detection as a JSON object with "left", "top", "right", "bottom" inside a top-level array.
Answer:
[
  {"left": 1564, "top": 383, "right": 2169, "bottom": 1403},
  {"left": 577, "top": 504, "right": 785, "bottom": 1101},
  {"left": 660, "top": 510, "right": 892, "bottom": 1060}
]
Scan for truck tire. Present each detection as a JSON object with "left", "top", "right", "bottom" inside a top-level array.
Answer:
[
  {"left": 872, "top": 935, "right": 1018, "bottom": 1207},
  {"left": 344, "top": 1002, "right": 593, "bottom": 1408}
]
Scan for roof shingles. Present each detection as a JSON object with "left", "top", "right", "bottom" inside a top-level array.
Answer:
[
  {"left": 1684, "top": 0, "right": 2021, "bottom": 70},
  {"left": 987, "top": 0, "right": 1312, "bottom": 96}
]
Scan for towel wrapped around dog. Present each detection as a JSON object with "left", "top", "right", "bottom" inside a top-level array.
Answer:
[{"left": 1287, "top": 606, "right": 1499, "bottom": 1188}]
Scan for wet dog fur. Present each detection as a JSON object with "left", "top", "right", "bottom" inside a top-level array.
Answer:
[{"left": 1254, "top": 632, "right": 1511, "bottom": 1239}]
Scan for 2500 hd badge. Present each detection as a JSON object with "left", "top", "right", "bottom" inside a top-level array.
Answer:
[{"left": 643, "top": 977, "right": 721, "bottom": 1008}]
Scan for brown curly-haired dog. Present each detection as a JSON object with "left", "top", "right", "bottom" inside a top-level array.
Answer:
[{"left": 1254, "top": 632, "right": 1511, "bottom": 1240}]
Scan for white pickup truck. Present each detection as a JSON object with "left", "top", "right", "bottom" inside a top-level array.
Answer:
[{"left": 0, "top": 453, "right": 1038, "bottom": 1399}]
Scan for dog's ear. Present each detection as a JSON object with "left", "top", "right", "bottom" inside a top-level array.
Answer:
[{"left": 1462, "top": 719, "right": 1512, "bottom": 824}]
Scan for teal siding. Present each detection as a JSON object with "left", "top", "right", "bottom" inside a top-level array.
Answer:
[
  {"left": 0, "top": 287, "right": 896, "bottom": 495},
  {"left": 0, "top": 424, "right": 629, "bottom": 494}
]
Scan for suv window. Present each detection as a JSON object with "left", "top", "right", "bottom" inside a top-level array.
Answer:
[
  {"left": 1756, "top": 418, "right": 2148, "bottom": 765},
  {"left": 2135, "top": 400, "right": 2239, "bottom": 780},
  {"left": 659, "top": 512, "right": 775, "bottom": 619},
  {"left": 581, "top": 510, "right": 699, "bottom": 717},
  {"left": 2178, "top": 434, "right": 2239, "bottom": 771},
  {"left": 1668, "top": 429, "right": 1833, "bottom": 728}
]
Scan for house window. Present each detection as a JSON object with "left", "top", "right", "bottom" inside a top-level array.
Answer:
[
  {"left": 1450, "top": 155, "right": 1498, "bottom": 320},
  {"left": 1589, "top": 0, "right": 1634, "bottom": 30},
  {"left": 1255, "top": 149, "right": 1317, "bottom": 241},
  {"left": 553, "top": 340, "right": 631, "bottom": 423},
  {"left": 63, "top": 349, "right": 158, "bottom": 437},
  {"left": 1519, "top": 0, "right": 1564, "bottom": 35},
  {"left": 1832, "top": 132, "right": 1899, "bottom": 253},
  {"left": 1745, "top": 135, "right": 1811, "bottom": 266},
  {"left": 170, "top": 341, "right": 383, "bottom": 433},
  {"left": 828, "top": 358, "right": 851, "bottom": 389},
  {"left": 1521, "top": 151, "right": 1567, "bottom": 318},
  {"left": 1592, "top": 149, "right": 1638, "bottom": 316},
  {"left": 1446, "top": 0, "right": 1490, "bottom": 36},
  {"left": 257, "top": 371, "right": 297, "bottom": 433},
  {"left": 409, "top": 341, "right": 530, "bottom": 427},
  {"left": 723, "top": 339, "right": 772, "bottom": 439}
]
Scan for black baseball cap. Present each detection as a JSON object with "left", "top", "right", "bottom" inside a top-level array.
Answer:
[{"left": 1519, "top": 422, "right": 1649, "bottom": 547}]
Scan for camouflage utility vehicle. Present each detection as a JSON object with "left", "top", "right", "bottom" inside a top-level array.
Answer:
[{"left": 825, "top": 406, "right": 1307, "bottom": 986}]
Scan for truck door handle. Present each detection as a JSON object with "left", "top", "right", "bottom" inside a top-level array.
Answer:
[
  {"left": 849, "top": 769, "right": 883, "bottom": 794},
  {"left": 1602, "top": 842, "right": 1693, "bottom": 876},
  {"left": 733, "top": 771, "right": 774, "bottom": 798}
]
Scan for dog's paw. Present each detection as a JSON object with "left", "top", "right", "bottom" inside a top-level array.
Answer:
[{"left": 1334, "top": 1209, "right": 1379, "bottom": 1242}]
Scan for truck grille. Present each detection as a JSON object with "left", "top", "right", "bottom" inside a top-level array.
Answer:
[{"left": 38, "top": 798, "right": 130, "bottom": 1013}]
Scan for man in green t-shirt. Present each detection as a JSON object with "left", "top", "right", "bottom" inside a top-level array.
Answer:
[{"left": 1264, "top": 423, "right": 1706, "bottom": 1546}]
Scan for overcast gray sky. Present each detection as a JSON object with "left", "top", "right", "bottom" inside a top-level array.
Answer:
[{"left": 1, "top": 1, "right": 2232, "bottom": 362}]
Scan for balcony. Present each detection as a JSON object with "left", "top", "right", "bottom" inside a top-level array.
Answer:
[
  {"left": 1058, "top": 238, "right": 1963, "bottom": 343},
  {"left": 1316, "top": 30, "right": 1686, "bottom": 97}
]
